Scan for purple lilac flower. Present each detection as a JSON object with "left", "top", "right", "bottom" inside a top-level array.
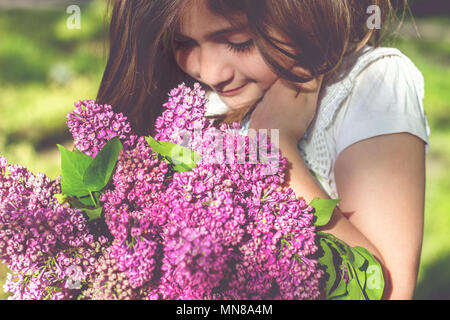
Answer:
[
  {"left": 1, "top": 82, "right": 325, "bottom": 300},
  {"left": 67, "top": 100, "right": 138, "bottom": 157},
  {"left": 110, "top": 237, "right": 159, "bottom": 289},
  {"left": 155, "top": 82, "right": 212, "bottom": 147},
  {"left": 0, "top": 158, "right": 60, "bottom": 213},
  {"left": 81, "top": 244, "right": 141, "bottom": 300},
  {"left": 87, "top": 82, "right": 322, "bottom": 300},
  {"left": 228, "top": 190, "right": 323, "bottom": 299},
  {"left": 100, "top": 137, "right": 170, "bottom": 241},
  {"left": 158, "top": 226, "right": 231, "bottom": 300},
  {"left": 0, "top": 157, "right": 108, "bottom": 299}
]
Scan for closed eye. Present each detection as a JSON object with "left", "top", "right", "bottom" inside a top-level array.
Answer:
[
  {"left": 226, "top": 39, "right": 254, "bottom": 54},
  {"left": 173, "top": 38, "right": 254, "bottom": 54}
]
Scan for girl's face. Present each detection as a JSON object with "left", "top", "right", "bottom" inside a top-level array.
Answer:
[{"left": 173, "top": 0, "right": 279, "bottom": 110}]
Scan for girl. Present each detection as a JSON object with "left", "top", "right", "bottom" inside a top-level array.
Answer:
[{"left": 97, "top": 0, "right": 430, "bottom": 299}]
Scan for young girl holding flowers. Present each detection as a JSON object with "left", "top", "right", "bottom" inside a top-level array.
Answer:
[{"left": 97, "top": 0, "right": 430, "bottom": 299}]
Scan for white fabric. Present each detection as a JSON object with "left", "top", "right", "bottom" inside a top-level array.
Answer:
[
  {"left": 204, "top": 45, "right": 431, "bottom": 199},
  {"left": 204, "top": 90, "right": 231, "bottom": 117}
]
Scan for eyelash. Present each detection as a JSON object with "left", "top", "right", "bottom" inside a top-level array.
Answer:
[
  {"left": 226, "top": 39, "right": 254, "bottom": 54},
  {"left": 174, "top": 39, "right": 254, "bottom": 54}
]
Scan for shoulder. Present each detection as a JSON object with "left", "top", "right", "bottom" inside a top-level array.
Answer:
[
  {"left": 344, "top": 46, "right": 425, "bottom": 116},
  {"left": 316, "top": 46, "right": 423, "bottom": 132},
  {"left": 348, "top": 46, "right": 424, "bottom": 104},
  {"left": 332, "top": 46, "right": 430, "bottom": 156},
  {"left": 322, "top": 45, "right": 424, "bottom": 104}
]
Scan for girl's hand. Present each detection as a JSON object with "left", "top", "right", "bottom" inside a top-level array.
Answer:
[{"left": 249, "top": 69, "right": 324, "bottom": 143}]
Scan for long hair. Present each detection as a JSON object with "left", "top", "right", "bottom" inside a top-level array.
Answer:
[{"left": 96, "top": 0, "right": 407, "bottom": 135}]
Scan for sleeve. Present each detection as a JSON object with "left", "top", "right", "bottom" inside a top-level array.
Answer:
[{"left": 336, "top": 54, "right": 431, "bottom": 156}]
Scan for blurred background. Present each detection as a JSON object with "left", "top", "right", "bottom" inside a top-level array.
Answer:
[{"left": 0, "top": 0, "right": 449, "bottom": 299}]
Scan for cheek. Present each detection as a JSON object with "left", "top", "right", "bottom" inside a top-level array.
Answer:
[{"left": 240, "top": 54, "right": 278, "bottom": 88}]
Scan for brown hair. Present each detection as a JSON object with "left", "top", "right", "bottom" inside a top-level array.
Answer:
[{"left": 96, "top": 0, "right": 407, "bottom": 135}]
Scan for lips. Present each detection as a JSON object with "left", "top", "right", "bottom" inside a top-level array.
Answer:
[{"left": 217, "top": 83, "right": 247, "bottom": 96}]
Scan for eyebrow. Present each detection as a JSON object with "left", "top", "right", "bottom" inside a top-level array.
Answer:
[{"left": 174, "top": 26, "right": 247, "bottom": 40}]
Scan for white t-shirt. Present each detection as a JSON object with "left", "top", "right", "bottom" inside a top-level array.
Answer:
[{"left": 204, "top": 45, "right": 431, "bottom": 199}]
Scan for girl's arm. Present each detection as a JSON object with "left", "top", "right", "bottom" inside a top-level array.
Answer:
[
  {"left": 333, "top": 132, "right": 425, "bottom": 300},
  {"left": 278, "top": 132, "right": 425, "bottom": 300},
  {"left": 277, "top": 135, "right": 389, "bottom": 295}
]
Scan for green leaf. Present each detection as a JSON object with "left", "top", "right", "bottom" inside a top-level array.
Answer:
[
  {"left": 76, "top": 192, "right": 101, "bottom": 208},
  {"left": 353, "top": 246, "right": 385, "bottom": 300},
  {"left": 350, "top": 276, "right": 367, "bottom": 300},
  {"left": 82, "top": 206, "right": 103, "bottom": 221},
  {"left": 318, "top": 231, "right": 384, "bottom": 300},
  {"left": 318, "top": 231, "right": 352, "bottom": 258},
  {"left": 171, "top": 145, "right": 202, "bottom": 172},
  {"left": 52, "top": 193, "right": 100, "bottom": 211},
  {"left": 327, "top": 274, "right": 348, "bottom": 300},
  {"left": 350, "top": 247, "right": 368, "bottom": 292},
  {"left": 145, "top": 136, "right": 202, "bottom": 172},
  {"left": 83, "top": 137, "right": 123, "bottom": 191},
  {"left": 318, "top": 232, "right": 351, "bottom": 299},
  {"left": 335, "top": 278, "right": 365, "bottom": 300},
  {"left": 77, "top": 194, "right": 97, "bottom": 207},
  {"left": 318, "top": 237, "right": 338, "bottom": 296},
  {"left": 57, "top": 144, "right": 93, "bottom": 197},
  {"left": 53, "top": 192, "right": 96, "bottom": 211},
  {"left": 146, "top": 135, "right": 173, "bottom": 156},
  {"left": 310, "top": 198, "right": 341, "bottom": 227}
]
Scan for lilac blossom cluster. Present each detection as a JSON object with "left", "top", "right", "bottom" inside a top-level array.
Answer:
[
  {"left": 0, "top": 82, "right": 324, "bottom": 300},
  {"left": 0, "top": 157, "right": 108, "bottom": 299},
  {"left": 67, "top": 100, "right": 138, "bottom": 158}
]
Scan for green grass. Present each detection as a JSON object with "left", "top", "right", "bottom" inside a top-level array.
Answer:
[
  {"left": 0, "top": 1, "right": 107, "bottom": 177},
  {"left": 0, "top": 11, "right": 449, "bottom": 299},
  {"left": 414, "top": 129, "right": 450, "bottom": 299},
  {"left": 389, "top": 18, "right": 450, "bottom": 298}
]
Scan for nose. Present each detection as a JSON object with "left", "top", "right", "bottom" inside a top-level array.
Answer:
[{"left": 196, "top": 45, "right": 234, "bottom": 89}]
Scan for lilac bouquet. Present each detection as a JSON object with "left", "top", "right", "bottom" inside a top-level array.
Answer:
[{"left": 0, "top": 83, "right": 384, "bottom": 300}]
